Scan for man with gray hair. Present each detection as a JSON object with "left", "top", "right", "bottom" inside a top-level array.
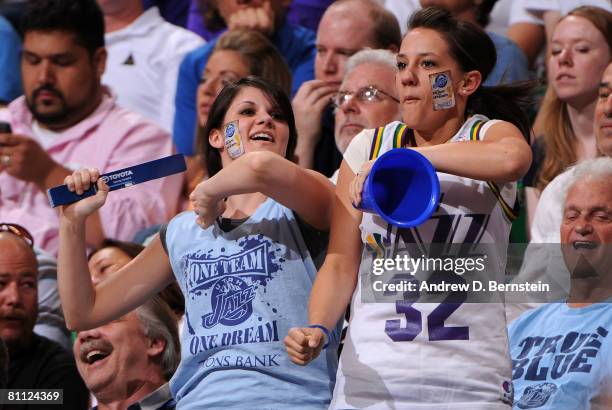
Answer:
[
  {"left": 73, "top": 296, "right": 180, "bottom": 410},
  {"left": 506, "top": 64, "right": 612, "bottom": 322},
  {"left": 327, "top": 48, "right": 402, "bottom": 183},
  {"left": 293, "top": 0, "right": 401, "bottom": 177},
  {"left": 508, "top": 156, "right": 612, "bottom": 408}
]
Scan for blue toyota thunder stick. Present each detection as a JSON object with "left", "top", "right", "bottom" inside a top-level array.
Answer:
[{"left": 47, "top": 154, "right": 186, "bottom": 207}]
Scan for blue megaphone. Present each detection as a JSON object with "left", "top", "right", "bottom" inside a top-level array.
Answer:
[{"left": 357, "top": 148, "right": 440, "bottom": 228}]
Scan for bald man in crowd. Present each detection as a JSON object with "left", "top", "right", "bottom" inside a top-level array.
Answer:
[
  {"left": 0, "top": 225, "right": 88, "bottom": 409},
  {"left": 292, "top": 0, "right": 401, "bottom": 177}
]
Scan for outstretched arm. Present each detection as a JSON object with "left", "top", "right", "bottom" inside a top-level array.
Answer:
[
  {"left": 58, "top": 169, "right": 174, "bottom": 331},
  {"left": 285, "top": 160, "right": 363, "bottom": 365},
  {"left": 0, "top": 132, "right": 107, "bottom": 247},
  {"left": 190, "top": 151, "right": 334, "bottom": 230}
]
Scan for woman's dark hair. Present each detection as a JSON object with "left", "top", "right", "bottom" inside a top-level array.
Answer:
[
  {"left": 21, "top": 0, "right": 105, "bottom": 56},
  {"left": 193, "top": 30, "right": 292, "bottom": 156},
  {"left": 89, "top": 238, "right": 144, "bottom": 260},
  {"left": 200, "top": 76, "right": 298, "bottom": 177},
  {"left": 409, "top": 7, "right": 533, "bottom": 140}
]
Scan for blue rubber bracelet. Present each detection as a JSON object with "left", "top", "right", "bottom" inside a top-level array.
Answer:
[{"left": 308, "top": 324, "right": 331, "bottom": 349}]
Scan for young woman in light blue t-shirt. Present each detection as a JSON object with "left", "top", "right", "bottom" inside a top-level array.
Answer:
[{"left": 57, "top": 77, "right": 339, "bottom": 409}]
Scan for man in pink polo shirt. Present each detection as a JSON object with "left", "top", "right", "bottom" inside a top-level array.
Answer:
[{"left": 0, "top": 0, "right": 182, "bottom": 256}]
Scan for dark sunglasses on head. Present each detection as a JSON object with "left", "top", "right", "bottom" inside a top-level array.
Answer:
[{"left": 0, "top": 223, "right": 34, "bottom": 247}]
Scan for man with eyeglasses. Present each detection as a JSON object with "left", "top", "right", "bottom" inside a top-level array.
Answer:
[
  {"left": 0, "top": 224, "right": 88, "bottom": 409},
  {"left": 329, "top": 49, "right": 402, "bottom": 183},
  {"left": 292, "top": 0, "right": 401, "bottom": 177}
]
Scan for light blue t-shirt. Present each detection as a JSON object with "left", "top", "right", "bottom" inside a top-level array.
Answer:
[
  {"left": 165, "top": 198, "right": 338, "bottom": 409},
  {"left": 508, "top": 302, "right": 612, "bottom": 409}
]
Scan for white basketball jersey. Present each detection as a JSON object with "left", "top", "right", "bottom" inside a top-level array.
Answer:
[{"left": 332, "top": 116, "right": 516, "bottom": 409}]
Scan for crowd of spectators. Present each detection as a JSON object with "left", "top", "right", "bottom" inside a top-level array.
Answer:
[{"left": 0, "top": 0, "right": 610, "bottom": 409}]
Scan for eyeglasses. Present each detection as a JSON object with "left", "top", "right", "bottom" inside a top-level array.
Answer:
[
  {"left": 332, "top": 85, "right": 400, "bottom": 109},
  {"left": 0, "top": 223, "right": 34, "bottom": 247}
]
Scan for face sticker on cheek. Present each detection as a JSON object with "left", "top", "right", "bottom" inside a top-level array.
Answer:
[
  {"left": 223, "top": 120, "right": 245, "bottom": 159},
  {"left": 429, "top": 71, "right": 456, "bottom": 111}
]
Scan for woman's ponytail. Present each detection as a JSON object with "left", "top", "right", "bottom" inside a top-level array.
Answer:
[{"left": 468, "top": 82, "right": 535, "bottom": 141}]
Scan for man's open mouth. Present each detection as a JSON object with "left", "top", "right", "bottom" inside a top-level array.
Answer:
[{"left": 572, "top": 241, "right": 598, "bottom": 250}]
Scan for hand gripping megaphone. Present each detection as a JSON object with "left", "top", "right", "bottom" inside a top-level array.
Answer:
[{"left": 356, "top": 148, "right": 440, "bottom": 228}]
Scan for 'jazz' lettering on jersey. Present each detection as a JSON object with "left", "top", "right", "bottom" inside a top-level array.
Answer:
[
  {"left": 180, "top": 235, "right": 283, "bottom": 366},
  {"left": 364, "top": 211, "right": 489, "bottom": 344}
]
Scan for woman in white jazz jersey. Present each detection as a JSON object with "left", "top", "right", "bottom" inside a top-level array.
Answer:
[{"left": 285, "top": 7, "right": 533, "bottom": 410}]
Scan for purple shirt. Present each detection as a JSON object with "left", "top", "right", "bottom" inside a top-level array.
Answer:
[
  {"left": 0, "top": 89, "right": 183, "bottom": 255},
  {"left": 287, "top": 0, "right": 334, "bottom": 32},
  {"left": 185, "top": 0, "right": 332, "bottom": 41}
]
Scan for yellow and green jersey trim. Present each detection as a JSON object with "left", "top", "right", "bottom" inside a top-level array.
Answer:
[
  {"left": 471, "top": 119, "right": 520, "bottom": 221},
  {"left": 369, "top": 123, "right": 413, "bottom": 160},
  {"left": 487, "top": 181, "right": 520, "bottom": 221},
  {"left": 469, "top": 119, "right": 485, "bottom": 141},
  {"left": 367, "top": 120, "right": 520, "bottom": 221},
  {"left": 369, "top": 127, "right": 385, "bottom": 160}
]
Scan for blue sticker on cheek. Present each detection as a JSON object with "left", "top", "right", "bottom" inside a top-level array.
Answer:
[
  {"left": 434, "top": 74, "right": 448, "bottom": 88},
  {"left": 429, "top": 70, "right": 456, "bottom": 111},
  {"left": 225, "top": 122, "right": 235, "bottom": 138}
]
